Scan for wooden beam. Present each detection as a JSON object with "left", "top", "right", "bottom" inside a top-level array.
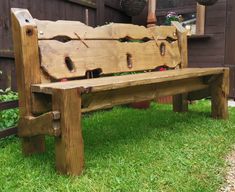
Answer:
[
  {"left": 171, "top": 21, "right": 189, "bottom": 112},
  {"left": 11, "top": 8, "right": 45, "bottom": 154},
  {"left": 211, "top": 69, "right": 229, "bottom": 119},
  {"left": 52, "top": 88, "right": 84, "bottom": 175},
  {"left": 18, "top": 111, "right": 61, "bottom": 137},
  {"left": 31, "top": 68, "right": 224, "bottom": 95},
  {"left": 196, "top": 3, "right": 206, "bottom": 35},
  {"left": 81, "top": 77, "right": 208, "bottom": 113},
  {"left": 31, "top": 93, "right": 51, "bottom": 115}
]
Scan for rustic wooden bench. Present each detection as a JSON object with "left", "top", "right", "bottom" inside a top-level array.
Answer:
[{"left": 11, "top": 8, "right": 229, "bottom": 176}]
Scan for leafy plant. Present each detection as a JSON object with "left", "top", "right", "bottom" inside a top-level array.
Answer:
[{"left": 0, "top": 89, "right": 19, "bottom": 129}]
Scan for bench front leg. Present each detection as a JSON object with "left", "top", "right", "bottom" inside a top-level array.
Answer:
[
  {"left": 52, "top": 88, "right": 84, "bottom": 175},
  {"left": 211, "top": 69, "right": 229, "bottom": 119}
]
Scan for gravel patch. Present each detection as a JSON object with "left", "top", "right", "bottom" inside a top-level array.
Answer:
[{"left": 219, "top": 148, "right": 235, "bottom": 192}]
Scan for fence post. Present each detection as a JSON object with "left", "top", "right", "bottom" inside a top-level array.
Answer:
[{"left": 96, "top": 0, "right": 105, "bottom": 25}]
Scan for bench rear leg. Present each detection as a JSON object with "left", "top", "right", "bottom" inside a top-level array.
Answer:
[
  {"left": 173, "top": 94, "right": 188, "bottom": 112},
  {"left": 22, "top": 137, "right": 45, "bottom": 155},
  {"left": 52, "top": 88, "right": 84, "bottom": 175},
  {"left": 211, "top": 69, "right": 229, "bottom": 119}
]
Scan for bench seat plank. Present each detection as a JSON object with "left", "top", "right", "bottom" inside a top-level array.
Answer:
[{"left": 32, "top": 68, "right": 225, "bottom": 95}]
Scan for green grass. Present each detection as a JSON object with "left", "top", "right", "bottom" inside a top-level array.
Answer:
[{"left": 1, "top": 101, "right": 235, "bottom": 192}]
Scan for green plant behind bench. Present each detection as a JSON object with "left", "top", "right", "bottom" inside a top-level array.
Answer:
[{"left": 0, "top": 89, "right": 19, "bottom": 130}]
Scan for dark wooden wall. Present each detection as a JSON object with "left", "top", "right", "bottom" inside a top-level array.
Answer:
[
  {"left": 133, "top": 0, "right": 235, "bottom": 98},
  {"left": 0, "top": 0, "right": 131, "bottom": 91},
  {"left": 225, "top": 0, "right": 235, "bottom": 97},
  {"left": 189, "top": 0, "right": 235, "bottom": 97}
]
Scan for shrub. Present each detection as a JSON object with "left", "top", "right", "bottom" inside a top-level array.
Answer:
[{"left": 0, "top": 89, "right": 19, "bottom": 129}]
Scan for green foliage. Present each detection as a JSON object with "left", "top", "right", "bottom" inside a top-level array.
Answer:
[
  {"left": 0, "top": 89, "right": 19, "bottom": 129},
  {"left": 0, "top": 101, "right": 235, "bottom": 191}
]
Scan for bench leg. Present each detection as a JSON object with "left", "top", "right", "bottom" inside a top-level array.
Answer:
[
  {"left": 52, "top": 88, "right": 84, "bottom": 175},
  {"left": 173, "top": 94, "right": 188, "bottom": 112},
  {"left": 22, "top": 136, "right": 45, "bottom": 155},
  {"left": 211, "top": 70, "right": 229, "bottom": 119}
]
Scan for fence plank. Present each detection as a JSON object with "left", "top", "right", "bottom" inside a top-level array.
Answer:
[
  {"left": 0, "top": 100, "right": 19, "bottom": 111},
  {"left": 0, "top": 127, "right": 17, "bottom": 139}
]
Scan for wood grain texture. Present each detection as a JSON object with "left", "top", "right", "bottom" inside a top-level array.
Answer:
[
  {"left": 211, "top": 68, "right": 229, "bottom": 119},
  {"left": 81, "top": 77, "right": 209, "bottom": 113},
  {"left": 39, "top": 39, "right": 181, "bottom": 79},
  {"left": 18, "top": 111, "right": 61, "bottom": 137},
  {"left": 11, "top": 8, "right": 45, "bottom": 155},
  {"left": 196, "top": 3, "right": 205, "bottom": 35},
  {"left": 52, "top": 88, "right": 84, "bottom": 175},
  {"left": 31, "top": 68, "right": 225, "bottom": 95},
  {"left": 36, "top": 20, "right": 177, "bottom": 40}
]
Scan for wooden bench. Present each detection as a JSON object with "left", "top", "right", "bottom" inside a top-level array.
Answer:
[{"left": 11, "top": 8, "right": 229, "bottom": 176}]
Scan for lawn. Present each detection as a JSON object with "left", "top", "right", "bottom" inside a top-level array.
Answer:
[{"left": 0, "top": 101, "right": 235, "bottom": 192}]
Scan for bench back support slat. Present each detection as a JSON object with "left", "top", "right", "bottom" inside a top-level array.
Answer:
[
  {"left": 35, "top": 20, "right": 178, "bottom": 41},
  {"left": 12, "top": 8, "right": 187, "bottom": 83},
  {"left": 39, "top": 39, "right": 181, "bottom": 79}
]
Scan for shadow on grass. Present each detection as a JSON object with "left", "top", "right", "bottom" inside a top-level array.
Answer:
[{"left": 9, "top": 103, "right": 214, "bottom": 173}]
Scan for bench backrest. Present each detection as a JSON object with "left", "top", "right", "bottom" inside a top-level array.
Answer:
[{"left": 11, "top": 8, "right": 188, "bottom": 83}]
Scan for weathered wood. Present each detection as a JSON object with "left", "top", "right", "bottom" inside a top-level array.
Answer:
[
  {"left": 81, "top": 77, "right": 209, "bottom": 113},
  {"left": 171, "top": 21, "right": 188, "bottom": 69},
  {"left": 30, "top": 75, "right": 212, "bottom": 114},
  {"left": 36, "top": 20, "right": 177, "bottom": 40},
  {"left": 52, "top": 88, "right": 84, "bottom": 175},
  {"left": 173, "top": 94, "right": 188, "bottom": 112},
  {"left": 31, "top": 68, "right": 225, "bottom": 95},
  {"left": 31, "top": 93, "right": 51, "bottom": 115},
  {"left": 147, "top": 0, "right": 157, "bottom": 27},
  {"left": 39, "top": 39, "right": 181, "bottom": 79},
  {"left": 196, "top": 3, "right": 206, "bottom": 35},
  {"left": 11, "top": 8, "right": 45, "bottom": 155},
  {"left": 18, "top": 111, "right": 61, "bottom": 137},
  {"left": 172, "top": 21, "right": 189, "bottom": 112},
  {"left": 211, "top": 68, "right": 229, "bottom": 119}
]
